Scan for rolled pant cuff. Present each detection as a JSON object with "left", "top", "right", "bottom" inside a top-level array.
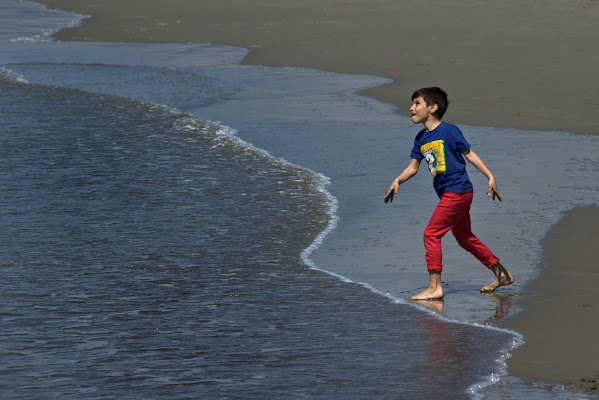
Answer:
[
  {"left": 483, "top": 257, "right": 499, "bottom": 269},
  {"left": 427, "top": 265, "right": 443, "bottom": 273}
]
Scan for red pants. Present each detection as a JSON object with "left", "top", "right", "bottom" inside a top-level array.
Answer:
[{"left": 423, "top": 191, "right": 498, "bottom": 272}]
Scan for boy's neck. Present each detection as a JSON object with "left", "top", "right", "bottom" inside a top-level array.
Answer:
[{"left": 423, "top": 118, "right": 442, "bottom": 132}]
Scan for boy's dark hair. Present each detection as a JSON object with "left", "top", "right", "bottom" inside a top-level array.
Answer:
[{"left": 412, "top": 87, "right": 449, "bottom": 119}]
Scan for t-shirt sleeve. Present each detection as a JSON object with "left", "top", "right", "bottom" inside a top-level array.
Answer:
[
  {"left": 453, "top": 126, "right": 471, "bottom": 153},
  {"left": 410, "top": 135, "right": 423, "bottom": 159}
]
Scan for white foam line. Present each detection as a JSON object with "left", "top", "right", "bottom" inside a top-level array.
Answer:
[
  {"left": 299, "top": 213, "right": 523, "bottom": 399},
  {"left": 319, "top": 273, "right": 523, "bottom": 399},
  {"left": 10, "top": 0, "right": 88, "bottom": 43},
  {"left": 283, "top": 155, "right": 524, "bottom": 398},
  {"left": 0, "top": 66, "right": 30, "bottom": 84}
]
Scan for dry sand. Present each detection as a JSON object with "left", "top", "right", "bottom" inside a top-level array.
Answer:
[{"left": 34, "top": 0, "right": 599, "bottom": 392}]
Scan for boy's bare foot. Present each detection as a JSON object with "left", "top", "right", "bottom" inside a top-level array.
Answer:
[
  {"left": 411, "top": 271, "right": 444, "bottom": 300},
  {"left": 480, "top": 262, "right": 515, "bottom": 292},
  {"left": 410, "top": 287, "right": 444, "bottom": 300}
]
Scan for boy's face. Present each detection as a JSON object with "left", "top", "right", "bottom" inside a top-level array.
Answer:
[{"left": 410, "top": 96, "right": 438, "bottom": 125}]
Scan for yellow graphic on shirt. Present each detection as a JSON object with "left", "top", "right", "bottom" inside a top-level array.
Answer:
[{"left": 420, "top": 140, "right": 446, "bottom": 177}]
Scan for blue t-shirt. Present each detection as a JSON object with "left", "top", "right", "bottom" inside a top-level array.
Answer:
[{"left": 410, "top": 121, "right": 473, "bottom": 197}]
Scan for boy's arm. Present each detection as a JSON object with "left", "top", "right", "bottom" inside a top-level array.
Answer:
[
  {"left": 384, "top": 158, "right": 421, "bottom": 203},
  {"left": 463, "top": 149, "right": 503, "bottom": 201}
]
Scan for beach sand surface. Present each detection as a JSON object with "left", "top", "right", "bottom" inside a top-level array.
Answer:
[
  {"left": 500, "top": 207, "right": 599, "bottom": 393},
  {"left": 34, "top": 0, "right": 599, "bottom": 393}
]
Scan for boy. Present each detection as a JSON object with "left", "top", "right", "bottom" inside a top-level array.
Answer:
[{"left": 384, "top": 87, "right": 514, "bottom": 300}]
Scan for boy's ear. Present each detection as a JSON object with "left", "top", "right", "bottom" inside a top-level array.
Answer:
[{"left": 429, "top": 103, "right": 439, "bottom": 113}]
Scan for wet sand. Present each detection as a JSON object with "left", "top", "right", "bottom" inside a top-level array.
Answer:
[
  {"left": 37, "top": 0, "right": 599, "bottom": 135},
  {"left": 499, "top": 207, "right": 599, "bottom": 392},
  {"left": 34, "top": 0, "right": 599, "bottom": 392}
]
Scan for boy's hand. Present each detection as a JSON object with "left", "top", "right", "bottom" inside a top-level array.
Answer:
[
  {"left": 384, "top": 183, "right": 398, "bottom": 203},
  {"left": 384, "top": 161, "right": 419, "bottom": 203},
  {"left": 487, "top": 179, "right": 503, "bottom": 202}
]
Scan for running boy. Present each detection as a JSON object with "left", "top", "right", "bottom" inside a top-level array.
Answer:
[{"left": 384, "top": 87, "right": 514, "bottom": 300}]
